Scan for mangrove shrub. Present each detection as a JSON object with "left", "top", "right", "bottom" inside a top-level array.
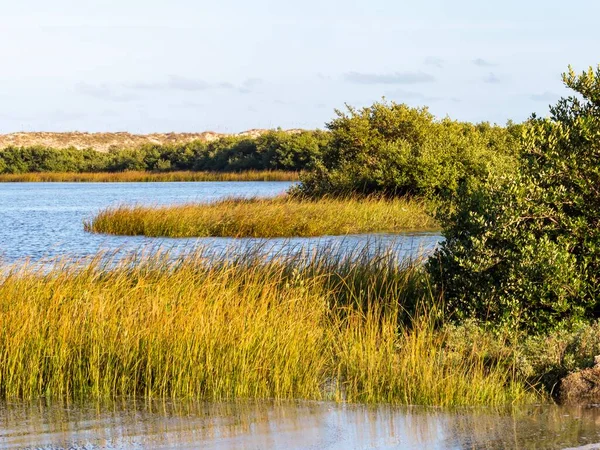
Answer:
[
  {"left": 428, "top": 65, "right": 600, "bottom": 331},
  {"left": 294, "top": 101, "right": 520, "bottom": 198}
]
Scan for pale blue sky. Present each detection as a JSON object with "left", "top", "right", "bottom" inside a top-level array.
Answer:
[{"left": 1, "top": 0, "right": 598, "bottom": 133}]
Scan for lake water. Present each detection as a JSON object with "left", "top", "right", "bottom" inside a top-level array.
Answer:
[
  {"left": 0, "top": 182, "right": 442, "bottom": 263},
  {"left": 1, "top": 400, "right": 600, "bottom": 449}
]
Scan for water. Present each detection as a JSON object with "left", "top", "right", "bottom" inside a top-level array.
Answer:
[
  {"left": 1, "top": 400, "right": 599, "bottom": 449},
  {"left": 0, "top": 182, "right": 442, "bottom": 263}
]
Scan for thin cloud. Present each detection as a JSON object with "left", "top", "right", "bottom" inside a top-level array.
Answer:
[
  {"left": 177, "top": 100, "right": 207, "bottom": 108},
  {"left": 344, "top": 71, "right": 435, "bottom": 85},
  {"left": 125, "top": 76, "right": 212, "bottom": 92},
  {"left": 530, "top": 91, "right": 559, "bottom": 102},
  {"left": 76, "top": 83, "right": 139, "bottom": 102},
  {"left": 483, "top": 72, "right": 501, "bottom": 84},
  {"left": 123, "top": 76, "right": 262, "bottom": 93},
  {"left": 238, "top": 78, "right": 264, "bottom": 94},
  {"left": 424, "top": 57, "right": 444, "bottom": 69},
  {"left": 47, "top": 111, "right": 87, "bottom": 122},
  {"left": 124, "top": 81, "right": 164, "bottom": 90},
  {"left": 0, "top": 112, "right": 35, "bottom": 121},
  {"left": 243, "top": 78, "right": 263, "bottom": 89},
  {"left": 100, "top": 110, "right": 119, "bottom": 117},
  {"left": 168, "top": 76, "right": 212, "bottom": 91},
  {"left": 473, "top": 58, "right": 497, "bottom": 67},
  {"left": 384, "top": 89, "right": 440, "bottom": 102}
]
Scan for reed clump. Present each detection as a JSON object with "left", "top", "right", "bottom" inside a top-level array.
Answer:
[
  {"left": 0, "top": 170, "right": 299, "bottom": 183},
  {"left": 85, "top": 196, "right": 438, "bottom": 238},
  {"left": 0, "top": 247, "right": 536, "bottom": 405}
]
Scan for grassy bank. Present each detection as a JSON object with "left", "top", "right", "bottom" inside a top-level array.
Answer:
[
  {"left": 0, "top": 170, "right": 299, "bottom": 183},
  {"left": 0, "top": 248, "right": 534, "bottom": 405},
  {"left": 85, "top": 196, "right": 438, "bottom": 238}
]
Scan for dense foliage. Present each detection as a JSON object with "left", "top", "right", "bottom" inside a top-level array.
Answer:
[
  {"left": 293, "top": 101, "right": 521, "bottom": 198},
  {"left": 428, "top": 66, "right": 600, "bottom": 332},
  {"left": 0, "top": 130, "right": 330, "bottom": 174}
]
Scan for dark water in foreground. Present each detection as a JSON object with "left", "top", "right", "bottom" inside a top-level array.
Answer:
[
  {"left": 0, "top": 182, "right": 442, "bottom": 263},
  {"left": 1, "top": 400, "right": 600, "bottom": 450}
]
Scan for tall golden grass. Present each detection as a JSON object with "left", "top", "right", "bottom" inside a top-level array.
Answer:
[
  {"left": 0, "top": 247, "right": 536, "bottom": 405},
  {"left": 0, "top": 170, "right": 299, "bottom": 183},
  {"left": 85, "top": 196, "right": 438, "bottom": 238}
]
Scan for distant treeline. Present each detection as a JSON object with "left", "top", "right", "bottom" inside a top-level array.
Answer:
[
  {"left": 1, "top": 103, "right": 524, "bottom": 201},
  {"left": 0, "top": 130, "right": 330, "bottom": 174}
]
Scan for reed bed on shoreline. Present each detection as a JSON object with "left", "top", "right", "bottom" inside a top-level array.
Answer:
[
  {"left": 0, "top": 170, "right": 300, "bottom": 183},
  {"left": 85, "top": 196, "right": 438, "bottom": 238},
  {"left": 0, "top": 247, "right": 535, "bottom": 405}
]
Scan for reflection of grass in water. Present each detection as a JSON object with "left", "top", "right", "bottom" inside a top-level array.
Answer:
[
  {"left": 0, "top": 247, "right": 534, "bottom": 405},
  {"left": 0, "top": 170, "right": 299, "bottom": 183},
  {"left": 2, "top": 400, "right": 596, "bottom": 449},
  {"left": 85, "top": 196, "right": 438, "bottom": 238}
]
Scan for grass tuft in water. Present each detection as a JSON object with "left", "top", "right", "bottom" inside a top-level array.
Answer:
[{"left": 0, "top": 247, "right": 535, "bottom": 406}]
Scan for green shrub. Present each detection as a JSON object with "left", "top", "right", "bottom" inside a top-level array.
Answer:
[
  {"left": 293, "top": 101, "right": 519, "bottom": 198},
  {"left": 442, "top": 319, "right": 600, "bottom": 398},
  {"left": 255, "top": 130, "right": 330, "bottom": 170},
  {"left": 428, "top": 65, "right": 600, "bottom": 332},
  {"left": 0, "top": 146, "right": 112, "bottom": 173}
]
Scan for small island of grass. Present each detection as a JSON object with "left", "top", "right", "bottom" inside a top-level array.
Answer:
[{"left": 85, "top": 196, "right": 437, "bottom": 238}]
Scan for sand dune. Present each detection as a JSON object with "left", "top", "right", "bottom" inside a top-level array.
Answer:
[{"left": 0, "top": 129, "right": 303, "bottom": 152}]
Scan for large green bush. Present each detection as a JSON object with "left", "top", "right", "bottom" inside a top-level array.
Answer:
[
  {"left": 294, "top": 101, "right": 520, "bottom": 198},
  {"left": 428, "top": 66, "right": 600, "bottom": 332}
]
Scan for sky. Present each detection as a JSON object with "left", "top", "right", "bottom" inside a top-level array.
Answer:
[{"left": 1, "top": 0, "right": 599, "bottom": 133}]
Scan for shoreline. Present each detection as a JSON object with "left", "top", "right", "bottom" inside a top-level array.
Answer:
[{"left": 0, "top": 170, "right": 300, "bottom": 183}]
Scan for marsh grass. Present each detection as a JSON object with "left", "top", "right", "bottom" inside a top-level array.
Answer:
[
  {"left": 0, "top": 170, "right": 299, "bottom": 183},
  {"left": 0, "top": 247, "right": 535, "bottom": 405},
  {"left": 85, "top": 196, "right": 438, "bottom": 238}
]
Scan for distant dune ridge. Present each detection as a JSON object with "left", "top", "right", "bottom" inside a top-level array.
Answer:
[{"left": 0, "top": 129, "right": 303, "bottom": 152}]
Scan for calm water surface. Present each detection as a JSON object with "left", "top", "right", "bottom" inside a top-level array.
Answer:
[
  {"left": 1, "top": 400, "right": 600, "bottom": 450},
  {"left": 0, "top": 182, "right": 442, "bottom": 263}
]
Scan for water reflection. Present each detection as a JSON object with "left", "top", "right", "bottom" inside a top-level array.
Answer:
[{"left": 1, "top": 400, "right": 600, "bottom": 449}]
